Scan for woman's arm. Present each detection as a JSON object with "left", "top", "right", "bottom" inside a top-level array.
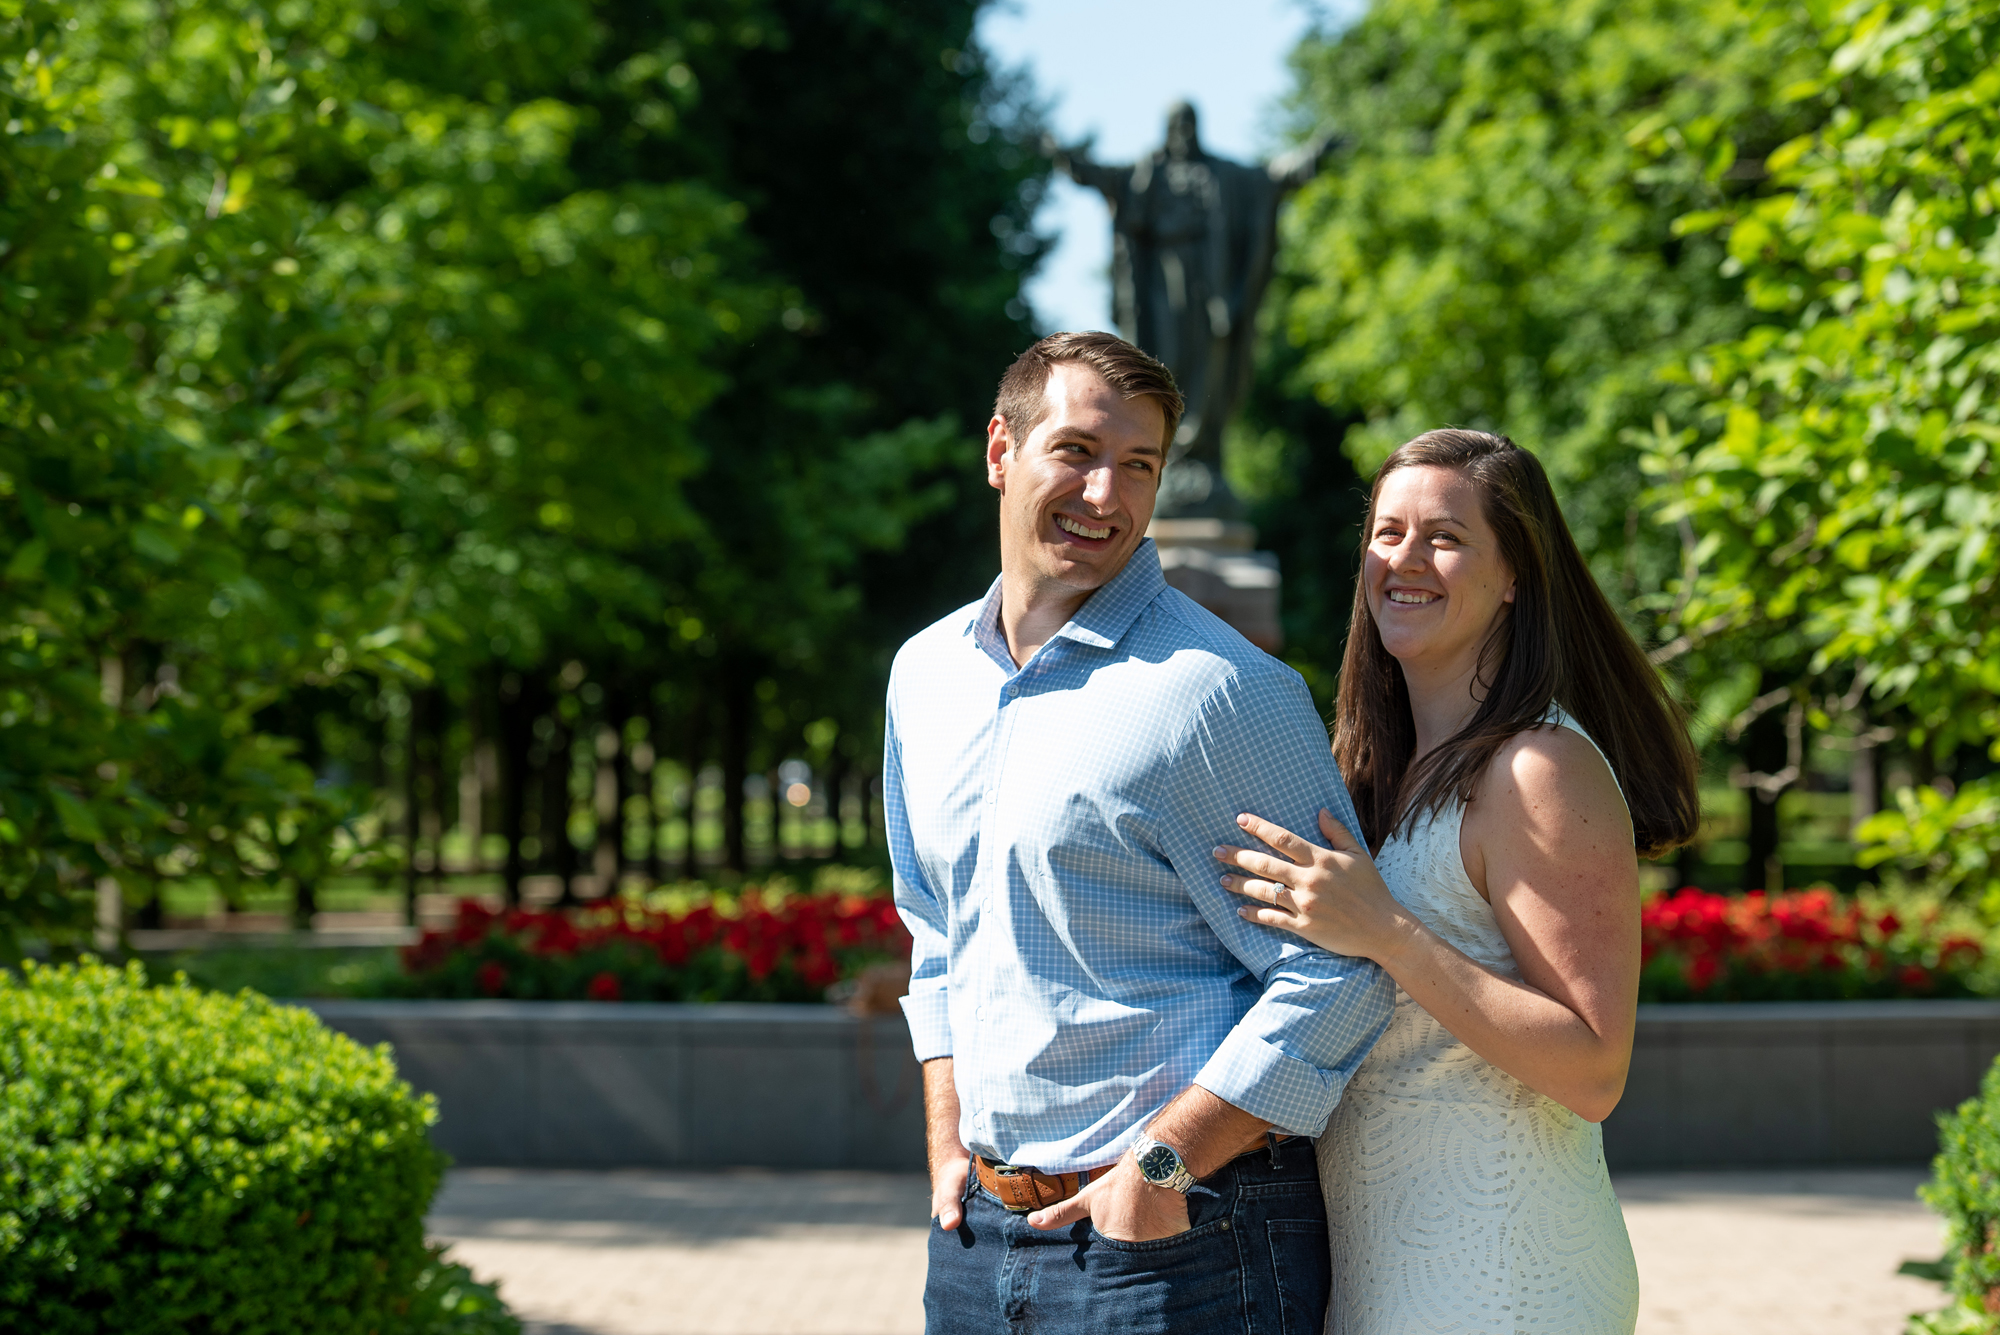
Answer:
[{"left": 1216, "top": 727, "right": 1640, "bottom": 1122}]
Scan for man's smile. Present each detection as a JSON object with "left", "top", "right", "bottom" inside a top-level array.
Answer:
[{"left": 1054, "top": 514, "right": 1114, "bottom": 543}]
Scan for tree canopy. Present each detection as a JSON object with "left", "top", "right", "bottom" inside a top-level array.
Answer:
[
  {"left": 0, "top": 0, "right": 1041, "bottom": 947},
  {"left": 1645, "top": 0, "right": 2000, "bottom": 904}
]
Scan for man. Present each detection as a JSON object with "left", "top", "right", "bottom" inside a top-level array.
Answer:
[{"left": 885, "top": 331, "right": 1393, "bottom": 1334}]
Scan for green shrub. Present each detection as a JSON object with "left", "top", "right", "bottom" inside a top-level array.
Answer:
[
  {"left": 0, "top": 958, "right": 463, "bottom": 1333},
  {"left": 1915, "top": 1056, "right": 2000, "bottom": 1332}
]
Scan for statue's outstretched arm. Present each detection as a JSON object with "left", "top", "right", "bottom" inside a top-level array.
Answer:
[
  {"left": 1267, "top": 129, "right": 1346, "bottom": 191},
  {"left": 1042, "top": 134, "right": 1128, "bottom": 207}
]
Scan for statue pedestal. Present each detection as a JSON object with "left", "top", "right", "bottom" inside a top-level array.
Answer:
[{"left": 1147, "top": 519, "right": 1283, "bottom": 653}]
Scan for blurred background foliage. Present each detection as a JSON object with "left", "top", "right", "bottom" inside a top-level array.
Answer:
[
  {"left": 0, "top": 0, "right": 1994, "bottom": 949},
  {"left": 1253, "top": 0, "right": 1997, "bottom": 906},
  {"left": 0, "top": 0, "right": 1041, "bottom": 949}
]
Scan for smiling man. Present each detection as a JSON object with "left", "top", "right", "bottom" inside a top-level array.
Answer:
[{"left": 884, "top": 331, "right": 1395, "bottom": 1335}]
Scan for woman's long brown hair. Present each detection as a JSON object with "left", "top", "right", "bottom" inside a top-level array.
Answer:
[{"left": 1333, "top": 429, "right": 1699, "bottom": 858}]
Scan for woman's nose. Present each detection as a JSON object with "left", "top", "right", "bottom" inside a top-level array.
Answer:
[{"left": 1384, "top": 538, "right": 1425, "bottom": 572}]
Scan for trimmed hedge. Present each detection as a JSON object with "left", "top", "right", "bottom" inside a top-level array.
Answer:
[
  {"left": 1915, "top": 1057, "right": 2000, "bottom": 1333},
  {"left": 0, "top": 958, "right": 490, "bottom": 1333}
]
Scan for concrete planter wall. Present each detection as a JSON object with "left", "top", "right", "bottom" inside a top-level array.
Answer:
[
  {"left": 305, "top": 1001, "right": 927, "bottom": 1171},
  {"left": 1602, "top": 1000, "right": 2000, "bottom": 1170},
  {"left": 307, "top": 998, "right": 2000, "bottom": 1172}
]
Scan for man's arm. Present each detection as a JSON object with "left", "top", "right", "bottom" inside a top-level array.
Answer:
[
  {"left": 885, "top": 698, "right": 952, "bottom": 1063},
  {"left": 1026, "top": 669, "right": 1392, "bottom": 1242},
  {"left": 1165, "top": 666, "right": 1395, "bottom": 1134},
  {"left": 883, "top": 685, "right": 964, "bottom": 1222},
  {"left": 923, "top": 1058, "right": 971, "bottom": 1229},
  {"left": 1023, "top": 1083, "right": 1268, "bottom": 1239}
]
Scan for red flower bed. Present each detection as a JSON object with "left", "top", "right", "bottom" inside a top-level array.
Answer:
[
  {"left": 395, "top": 891, "right": 912, "bottom": 1003},
  {"left": 1639, "top": 887, "right": 1988, "bottom": 1002}
]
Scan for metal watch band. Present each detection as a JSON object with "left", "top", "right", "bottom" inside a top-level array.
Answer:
[{"left": 1131, "top": 1134, "right": 1197, "bottom": 1194}]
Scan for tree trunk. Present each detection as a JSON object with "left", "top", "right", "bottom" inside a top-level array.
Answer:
[
  {"left": 824, "top": 746, "right": 850, "bottom": 857},
  {"left": 541, "top": 705, "right": 578, "bottom": 906},
  {"left": 496, "top": 670, "right": 534, "bottom": 907},
  {"left": 601, "top": 685, "right": 629, "bottom": 887},
  {"left": 403, "top": 687, "right": 426, "bottom": 925},
  {"left": 681, "top": 694, "right": 706, "bottom": 882},
  {"left": 721, "top": 672, "right": 751, "bottom": 873},
  {"left": 639, "top": 696, "right": 661, "bottom": 884},
  {"left": 1741, "top": 691, "right": 1789, "bottom": 894},
  {"left": 418, "top": 688, "right": 447, "bottom": 917}
]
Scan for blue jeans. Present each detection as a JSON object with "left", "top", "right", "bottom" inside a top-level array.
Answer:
[{"left": 924, "top": 1138, "right": 1330, "bottom": 1335}]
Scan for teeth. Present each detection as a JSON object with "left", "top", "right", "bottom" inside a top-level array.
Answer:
[
  {"left": 1388, "top": 590, "right": 1438, "bottom": 604},
  {"left": 1056, "top": 515, "right": 1112, "bottom": 541}
]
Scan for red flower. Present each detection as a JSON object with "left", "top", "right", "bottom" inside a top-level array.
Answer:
[
  {"left": 476, "top": 961, "right": 509, "bottom": 996},
  {"left": 586, "top": 971, "right": 623, "bottom": 1003}
]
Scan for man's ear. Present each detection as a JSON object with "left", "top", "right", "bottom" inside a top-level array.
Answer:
[{"left": 985, "top": 415, "right": 1011, "bottom": 492}]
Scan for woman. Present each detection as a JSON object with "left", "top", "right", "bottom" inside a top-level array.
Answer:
[{"left": 1215, "top": 429, "right": 1698, "bottom": 1334}]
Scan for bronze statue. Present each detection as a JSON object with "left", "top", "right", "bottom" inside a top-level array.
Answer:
[{"left": 1048, "top": 103, "right": 1334, "bottom": 515}]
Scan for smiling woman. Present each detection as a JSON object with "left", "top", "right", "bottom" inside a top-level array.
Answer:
[
  {"left": 1337, "top": 429, "right": 1699, "bottom": 856},
  {"left": 1211, "top": 428, "right": 1699, "bottom": 1333}
]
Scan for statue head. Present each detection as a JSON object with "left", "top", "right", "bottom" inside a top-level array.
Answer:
[{"left": 1165, "top": 101, "right": 1201, "bottom": 159}]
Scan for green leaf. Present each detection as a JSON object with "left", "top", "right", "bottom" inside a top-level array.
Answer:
[{"left": 46, "top": 786, "right": 104, "bottom": 843}]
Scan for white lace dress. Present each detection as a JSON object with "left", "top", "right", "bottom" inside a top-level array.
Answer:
[{"left": 1318, "top": 711, "right": 1640, "bottom": 1334}]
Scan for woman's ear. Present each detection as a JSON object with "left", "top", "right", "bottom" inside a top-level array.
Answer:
[{"left": 1504, "top": 580, "right": 1516, "bottom": 604}]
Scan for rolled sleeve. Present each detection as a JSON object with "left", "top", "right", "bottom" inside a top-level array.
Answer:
[
  {"left": 884, "top": 682, "right": 953, "bottom": 1062},
  {"left": 1163, "top": 666, "right": 1395, "bottom": 1133}
]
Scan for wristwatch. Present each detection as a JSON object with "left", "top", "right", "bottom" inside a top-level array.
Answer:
[{"left": 1131, "top": 1134, "right": 1197, "bottom": 1194}]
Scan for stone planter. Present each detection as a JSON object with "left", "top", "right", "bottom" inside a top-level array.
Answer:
[
  {"left": 306, "top": 998, "right": 2000, "bottom": 1171},
  {"left": 305, "top": 1001, "right": 925, "bottom": 1170},
  {"left": 1603, "top": 1000, "right": 2000, "bottom": 1170}
]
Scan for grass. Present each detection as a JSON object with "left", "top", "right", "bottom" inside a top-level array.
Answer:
[{"left": 139, "top": 945, "right": 404, "bottom": 999}]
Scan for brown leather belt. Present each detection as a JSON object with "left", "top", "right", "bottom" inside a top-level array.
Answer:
[
  {"left": 975, "top": 1156, "right": 1095, "bottom": 1213},
  {"left": 975, "top": 1134, "right": 1295, "bottom": 1214}
]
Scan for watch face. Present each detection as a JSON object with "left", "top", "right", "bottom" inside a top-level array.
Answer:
[{"left": 1137, "top": 1142, "right": 1180, "bottom": 1184}]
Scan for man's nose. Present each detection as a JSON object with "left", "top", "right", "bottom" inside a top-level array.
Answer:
[{"left": 1082, "top": 461, "right": 1118, "bottom": 510}]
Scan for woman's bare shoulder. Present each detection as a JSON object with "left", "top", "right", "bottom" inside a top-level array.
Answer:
[{"left": 1473, "top": 723, "right": 1630, "bottom": 843}]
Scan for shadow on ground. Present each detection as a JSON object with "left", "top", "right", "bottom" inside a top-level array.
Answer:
[{"left": 431, "top": 1169, "right": 933, "bottom": 1248}]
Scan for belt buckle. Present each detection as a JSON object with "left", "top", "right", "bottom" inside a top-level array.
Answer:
[{"left": 981, "top": 1157, "right": 1039, "bottom": 1213}]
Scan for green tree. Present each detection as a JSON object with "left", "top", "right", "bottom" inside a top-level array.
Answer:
[
  {"left": 1, "top": 0, "right": 1047, "bottom": 935},
  {"left": 1644, "top": 0, "right": 2000, "bottom": 905},
  {"left": 1278, "top": 0, "right": 1830, "bottom": 574}
]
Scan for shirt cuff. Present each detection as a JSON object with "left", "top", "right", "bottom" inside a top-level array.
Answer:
[
  {"left": 899, "top": 988, "right": 953, "bottom": 1063},
  {"left": 1193, "top": 1026, "right": 1344, "bottom": 1137}
]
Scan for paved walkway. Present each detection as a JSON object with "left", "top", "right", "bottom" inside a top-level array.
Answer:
[{"left": 428, "top": 1167, "right": 1948, "bottom": 1335}]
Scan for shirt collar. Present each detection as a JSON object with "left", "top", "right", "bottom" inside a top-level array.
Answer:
[{"left": 963, "top": 539, "right": 1168, "bottom": 666}]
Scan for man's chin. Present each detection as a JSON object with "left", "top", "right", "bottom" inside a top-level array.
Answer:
[{"left": 1036, "top": 541, "right": 1132, "bottom": 589}]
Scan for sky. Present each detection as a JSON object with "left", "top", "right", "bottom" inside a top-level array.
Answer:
[{"left": 976, "top": 0, "right": 1358, "bottom": 335}]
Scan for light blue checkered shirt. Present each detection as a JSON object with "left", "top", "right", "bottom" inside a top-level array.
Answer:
[{"left": 886, "top": 539, "right": 1394, "bottom": 1172}]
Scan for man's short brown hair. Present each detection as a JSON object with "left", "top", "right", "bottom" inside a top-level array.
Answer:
[{"left": 993, "top": 331, "right": 1185, "bottom": 452}]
